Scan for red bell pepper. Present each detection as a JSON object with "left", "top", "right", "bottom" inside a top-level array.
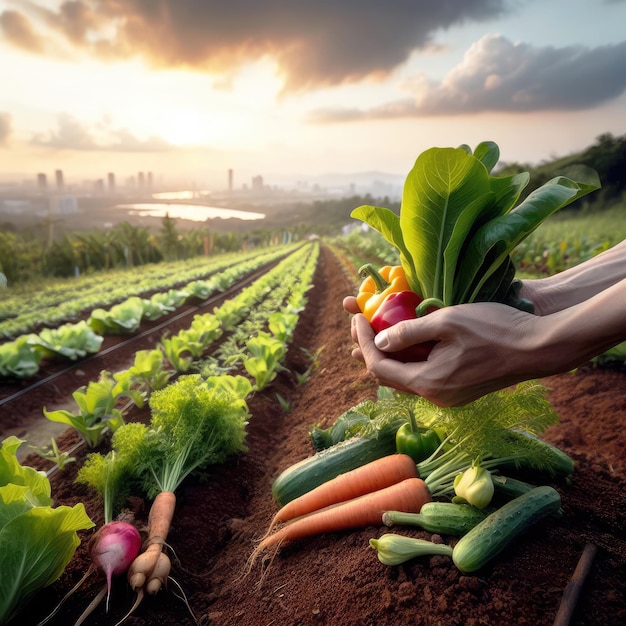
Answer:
[{"left": 369, "top": 291, "right": 437, "bottom": 362}]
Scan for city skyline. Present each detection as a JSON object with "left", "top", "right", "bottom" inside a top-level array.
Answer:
[{"left": 1, "top": 1, "right": 625, "bottom": 189}]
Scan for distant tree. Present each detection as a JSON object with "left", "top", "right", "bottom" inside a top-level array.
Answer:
[{"left": 158, "top": 213, "right": 181, "bottom": 261}]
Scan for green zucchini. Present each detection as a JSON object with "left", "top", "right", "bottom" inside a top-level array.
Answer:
[
  {"left": 271, "top": 433, "right": 398, "bottom": 507},
  {"left": 383, "top": 502, "right": 489, "bottom": 536},
  {"left": 452, "top": 485, "right": 562, "bottom": 573},
  {"left": 492, "top": 475, "right": 535, "bottom": 500}
]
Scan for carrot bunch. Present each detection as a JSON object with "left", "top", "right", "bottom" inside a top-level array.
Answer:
[{"left": 249, "top": 454, "right": 430, "bottom": 572}]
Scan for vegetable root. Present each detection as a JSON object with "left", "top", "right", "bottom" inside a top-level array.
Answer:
[
  {"left": 248, "top": 477, "right": 431, "bottom": 575},
  {"left": 89, "top": 521, "right": 142, "bottom": 611},
  {"left": 262, "top": 454, "right": 418, "bottom": 539},
  {"left": 127, "top": 490, "right": 176, "bottom": 591}
]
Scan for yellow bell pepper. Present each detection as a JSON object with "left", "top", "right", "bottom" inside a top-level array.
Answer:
[{"left": 356, "top": 264, "right": 412, "bottom": 321}]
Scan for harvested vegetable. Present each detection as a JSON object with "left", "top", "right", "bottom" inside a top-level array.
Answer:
[
  {"left": 452, "top": 485, "right": 562, "bottom": 573},
  {"left": 453, "top": 459, "right": 495, "bottom": 509},
  {"left": 116, "top": 374, "right": 250, "bottom": 613},
  {"left": 278, "top": 396, "right": 416, "bottom": 505},
  {"left": 359, "top": 264, "right": 437, "bottom": 361},
  {"left": 308, "top": 395, "right": 414, "bottom": 451},
  {"left": 351, "top": 142, "right": 599, "bottom": 313},
  {"left": 40, "top": 448, "right": 142, "bottom": 625},
  {"left": 356, "top": 264, "right": 412, "bottom": 320},
  {"left": 395, "top": 408, "right": 440, "bottom": 463},
  {"left": 263, "top": 453, "right": 418, "bottom": 537},
  {"left": 252, "top": 477, "right": 431, "bottom": 563},
  {"left": 370, "top": 533, "right": 452, "bottom": 565},
  {"left": 383, "top": 502, "right": 489, "bottom": 536}
]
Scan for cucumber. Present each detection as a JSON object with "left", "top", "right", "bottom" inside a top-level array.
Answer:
[
  {"left": 452, "top": 485, "right": 562, "bottom": 573},
  {"left": 271, "top": 433, "right": 398, "bottom": 507},
  {"left": 383, "top": 502, "right": 489, "bottom": 536}
]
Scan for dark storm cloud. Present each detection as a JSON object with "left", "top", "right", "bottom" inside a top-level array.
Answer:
[
  {"left": 0, "top": 112, "right": 12, "bottom": 145},
  {"left": 2, "top": 0, "right": 508, "bottom": 90},
  {"left": 309, "top": 35, "right": 626, "bottom": 121},
  {"left": 30, "top": 113, "right": 172, "bottom": 152}
]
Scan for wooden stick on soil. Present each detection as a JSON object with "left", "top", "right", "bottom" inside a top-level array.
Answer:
[{"left": 552, "top": 542, "right": 597, "bottom": 626}]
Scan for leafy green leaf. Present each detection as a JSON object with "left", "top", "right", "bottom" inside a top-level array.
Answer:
[
  {"left": 350, "top": 141, "right": 600, "bottom": 309},
  {"left": 0, "top": 437, "right": 94, "bottom": 625},
  {"left": 400, "top": 147, "right": 492, "bottom": 301},
  {"left": 455, "top": 174, "right": 601, "bottom": 302}
]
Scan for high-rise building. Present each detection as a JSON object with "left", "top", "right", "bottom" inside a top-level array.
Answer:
[
  {"left": 252, "top": 175, "right": 263, "bottom": 192},
  {"left": 147, "top": 172, "right": 153, "bottom": 189},
  {"left": 55, "top": 169, "right": 64, "bottom": 191},
  {"left": 228, "top": 168, "right": 233, "bottom": 192},
  {"left": 138, "top": 172, "right": 145, "bottom": 189},
  {"left": 107, "top": 172, "right": 116, "bottom": 193},
  {"left": 37, "top": 173, "right": 47, "bottom": 191}
]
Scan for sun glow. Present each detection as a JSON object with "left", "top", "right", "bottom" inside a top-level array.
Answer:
[{"left": 158, "top": 110, "right": 217, "bottom": 146}]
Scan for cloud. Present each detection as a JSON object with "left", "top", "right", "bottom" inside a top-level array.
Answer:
[
  {"left": 30, "top": 112, "right": 173, "bottom": 151},
  {"left": 2, "top": 0, "right": 509, "bottom": 91},
  {"left": 309, "top": 35, "right": 626, "bottom": 121},
  {"left": 0, "top": 112, "right": 12, "bottom": 145},
  {"left": 0, "top": 9, "right": 45, "bottom": 52}
]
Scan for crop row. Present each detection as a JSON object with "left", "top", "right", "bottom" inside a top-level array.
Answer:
[
  {"left": 0, "top": 245, "right": 299, "bottom": 379},
  {"left": 38, "top": 241, "right": 320, "bottom": 452},
  {"left": 0, "top": 244, "right": 295, "bottom": 339}
]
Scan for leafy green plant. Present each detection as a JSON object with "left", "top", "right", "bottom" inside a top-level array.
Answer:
[
  {"left": 26, "top": 320, "right": 103, "bottom": 361},
  {"left": 28, "top": 437, "right": 76, "bottom": 471},
  {"left": 43, "top": 371, "right": 128, "bottom": 448},
  {"left": 160, "top": 334, "right": 195, "bottom": 372},
  {"left": 0, "top": 335, "right": 41, "bottom": 378},
  {"left": 352, "top": 142, "right": 600, "bottom": 313},
  {"left": 295, "top": 346, "right": 324, "bottom": 385},
  {"left": 114, "top": 348, "right": 172, "bottom": 397},
  {"left": 242, "top": 332, "right": 287, "bottom": 391},
  {"left": 0, "top": 436, "right": 94, "bottom": 625},
  {"left": 88, "top": 296, "right": 145, "bottom": 334},
  {"left": 268, "top": 310, "right": 299, "bottom": 344},
  {"left": 275, "top": 392, "right": 291, "bottom": 414},
  {"left": 214, "top": 299, "right": 247, "bottom": 332}
]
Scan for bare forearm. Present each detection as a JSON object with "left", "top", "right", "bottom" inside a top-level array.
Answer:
[
  {"left": 528, "top": 277, "right": 626, "bottom": 376},
  {"left": 520, "top": 239, "right": 626, "bottom": 314}
]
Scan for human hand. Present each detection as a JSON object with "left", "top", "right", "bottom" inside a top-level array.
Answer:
[{"left": 349, "top": 302, "right": 543, "bottom": 407}]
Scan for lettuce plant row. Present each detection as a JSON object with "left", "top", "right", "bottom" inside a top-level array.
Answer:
[
  {"left": 0, "top": 246, "right": 293, "bottom": 340},
  {"left": 0, "top": 245, "right": 298, "bottom": 379},
  {"left": 39, "top": 242, "right": 320, "bottom": 449}
]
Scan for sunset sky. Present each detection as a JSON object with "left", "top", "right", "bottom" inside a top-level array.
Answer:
[{"left": 1, "top": 0, "right": 625, "bottom": 190}]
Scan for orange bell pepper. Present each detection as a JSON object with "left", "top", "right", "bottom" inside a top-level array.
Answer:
[{"left": 356, "top": 264, "right": 412, "bottom": 321}]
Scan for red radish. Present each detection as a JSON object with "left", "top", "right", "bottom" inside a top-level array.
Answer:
[{"left": 89, "top": 521, "right": 142, "bottom": 610}]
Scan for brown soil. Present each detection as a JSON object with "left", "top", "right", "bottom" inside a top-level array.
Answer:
[{"left": 7, "top": 245, "right": 626, "bottom": 626}]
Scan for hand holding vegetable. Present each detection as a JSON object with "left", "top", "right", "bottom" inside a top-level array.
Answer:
[
  {"left": 357, "top": 264, "right": 436, "bottom": 362},
  {"left": 346, "top": 276, "right": 626, "bottom": 407}
]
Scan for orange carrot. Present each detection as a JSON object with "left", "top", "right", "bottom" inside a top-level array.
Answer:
[
  {"left": 128, "top": 490, "right": 176, "bottom": 592},
  {"left": 264, "top": 454, "right": 418, "bottom": 537},
  {"left": 253, "top": 477, "right": 431, "bottom": 560}
]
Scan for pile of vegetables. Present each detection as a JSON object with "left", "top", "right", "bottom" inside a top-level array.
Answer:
[
  {"left": 251, "top": 382, "right": 573, "bottom": 578},
  {"left": 350, "top": 141, "right": 599, "bottom": 357}
]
